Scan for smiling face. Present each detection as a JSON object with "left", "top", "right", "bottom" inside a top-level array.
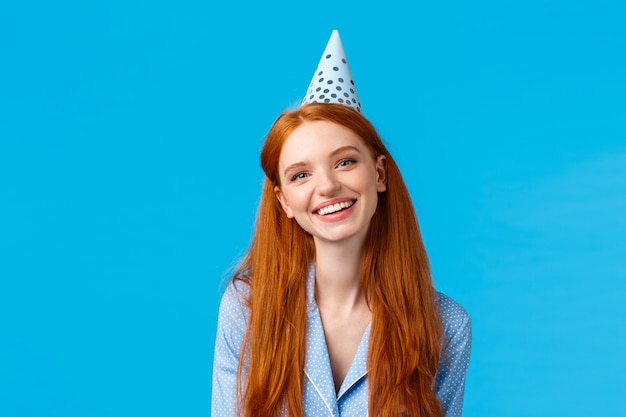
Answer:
[{"left": 274, "top": 120, "right": 387, "bottom": 247}]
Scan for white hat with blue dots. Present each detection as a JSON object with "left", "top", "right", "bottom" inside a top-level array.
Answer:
[{"left": 302, "top": 30, "right": 362, "bottom": 112}]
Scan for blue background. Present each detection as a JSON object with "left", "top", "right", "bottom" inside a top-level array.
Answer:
[{"left": 1, "top": 1, "right": 625, "bottom": 416}]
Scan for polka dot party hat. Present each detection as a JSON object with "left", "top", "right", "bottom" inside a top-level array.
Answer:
[{"left": 302, "top": 30, "right": 362, "bottom": 112}]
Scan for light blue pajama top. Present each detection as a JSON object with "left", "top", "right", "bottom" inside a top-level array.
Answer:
[{"left": 212, "top": 266, "right": 472, "bottom": 416}]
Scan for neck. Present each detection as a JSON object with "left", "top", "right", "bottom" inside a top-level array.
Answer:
[{"left": 313, "top": 238, "right": 366, "bottom": 312}]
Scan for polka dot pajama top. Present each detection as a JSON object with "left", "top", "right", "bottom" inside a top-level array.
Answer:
[{"left": 212, "top": 267, "right": 472, "bottom": 416}]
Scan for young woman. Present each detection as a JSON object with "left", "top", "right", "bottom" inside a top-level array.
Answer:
[{"left": 212, "top": 31, "right": 471, "bottom": 417}]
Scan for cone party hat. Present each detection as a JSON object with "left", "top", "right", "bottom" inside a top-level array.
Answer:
[{"left": 302, "top": 30, "right": 362, "bottom": 112}]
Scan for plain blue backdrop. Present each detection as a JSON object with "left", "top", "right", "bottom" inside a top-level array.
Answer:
[{"left": 1, "top": 1, "right": 625, "bottom": 416}]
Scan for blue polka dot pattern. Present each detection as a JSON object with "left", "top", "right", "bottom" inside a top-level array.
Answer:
[
  {"left": 212, "top": 268, "right": 472, "bottom": 416},
  {"left": 301, "top": 30, "right": 362, "bottom": 113}
]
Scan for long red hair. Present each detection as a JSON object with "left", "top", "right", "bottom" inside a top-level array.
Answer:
[{"left": 234, "top": 103, "right": 443, "bottom": 417}]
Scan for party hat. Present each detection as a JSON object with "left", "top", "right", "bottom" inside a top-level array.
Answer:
[{"left": 302, "top": 30, "right": 362, "bottom": 112}]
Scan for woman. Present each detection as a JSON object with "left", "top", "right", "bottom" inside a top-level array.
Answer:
[{"left": 212, "top": 32, "right": 471, "bottom": 417}]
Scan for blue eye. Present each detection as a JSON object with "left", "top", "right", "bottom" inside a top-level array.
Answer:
[
  {"left": 337, "top": 159, "right": 356, "bottom": 168},
  {"left": 290, "top": 172, "right": 309, "bottom": 182}
]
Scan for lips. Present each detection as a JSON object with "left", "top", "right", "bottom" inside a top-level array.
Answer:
[{"left": 316, "top": 200, "right": 355, "bottom": 216}]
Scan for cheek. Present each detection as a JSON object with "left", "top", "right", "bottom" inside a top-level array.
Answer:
[
  {"left": 358, "top": 172, "right": 380, "bottom": 194},
  {"left": 280, "top": 189, "right": 307, "bottom": 216},
  {"left": 291, "top": 194, "right": 310, "bottom": 213}
]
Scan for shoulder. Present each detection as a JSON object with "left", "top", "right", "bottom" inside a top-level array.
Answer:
[
  {"left": 218, "top": 279, "right": 250, "bottom": 319},
  {"left": 434, "top": 292, "right": 472, "bottom": 415},
  {"left": 220, "top": 278, "right": 250, "bottom": 306},
  {"left": 212, "top": 280, "right": 251, "bottom": 414},
  {"left": 216, "top": 280, "right": 251, "bottom": 342},
  {"left": 436, "top": 292, "right": 472, "bottom": 343}
]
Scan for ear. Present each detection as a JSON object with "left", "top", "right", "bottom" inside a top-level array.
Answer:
[
  {"left": 274, "top": 185, "right": 295, "bottom": 218},
  {"left": 375, "top": 155, "right": 387, "bottom": 192}
]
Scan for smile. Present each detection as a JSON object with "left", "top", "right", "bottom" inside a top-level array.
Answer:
[{"left": 316, "top": 200, "right": 354, "bottom": 216}]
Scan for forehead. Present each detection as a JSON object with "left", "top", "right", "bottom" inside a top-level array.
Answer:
[{"left": 279, "top": 120, "right": 366, "bottom": 163}]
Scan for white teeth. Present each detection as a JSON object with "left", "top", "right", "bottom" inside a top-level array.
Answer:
[{"left": 317, "top": 201, "right": 353, "bottom": 216}]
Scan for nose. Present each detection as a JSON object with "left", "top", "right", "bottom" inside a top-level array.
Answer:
[{"left": 315, "top": 169, "right": 341, "bottom": 196}]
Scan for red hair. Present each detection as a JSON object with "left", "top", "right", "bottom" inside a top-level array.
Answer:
[{"left": 234, "top": 103, "right": 443, "bottom": 417}]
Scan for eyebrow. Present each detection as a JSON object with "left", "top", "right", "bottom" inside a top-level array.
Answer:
[
  {"left": 283, "top": 161, "right": 309, "bottom": 178},
  {"left": 330, "top": 145, "right": 361, "bottom": 157},
  {"left": 282, "top": 145, "right": 363, "bottom": 178}
]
